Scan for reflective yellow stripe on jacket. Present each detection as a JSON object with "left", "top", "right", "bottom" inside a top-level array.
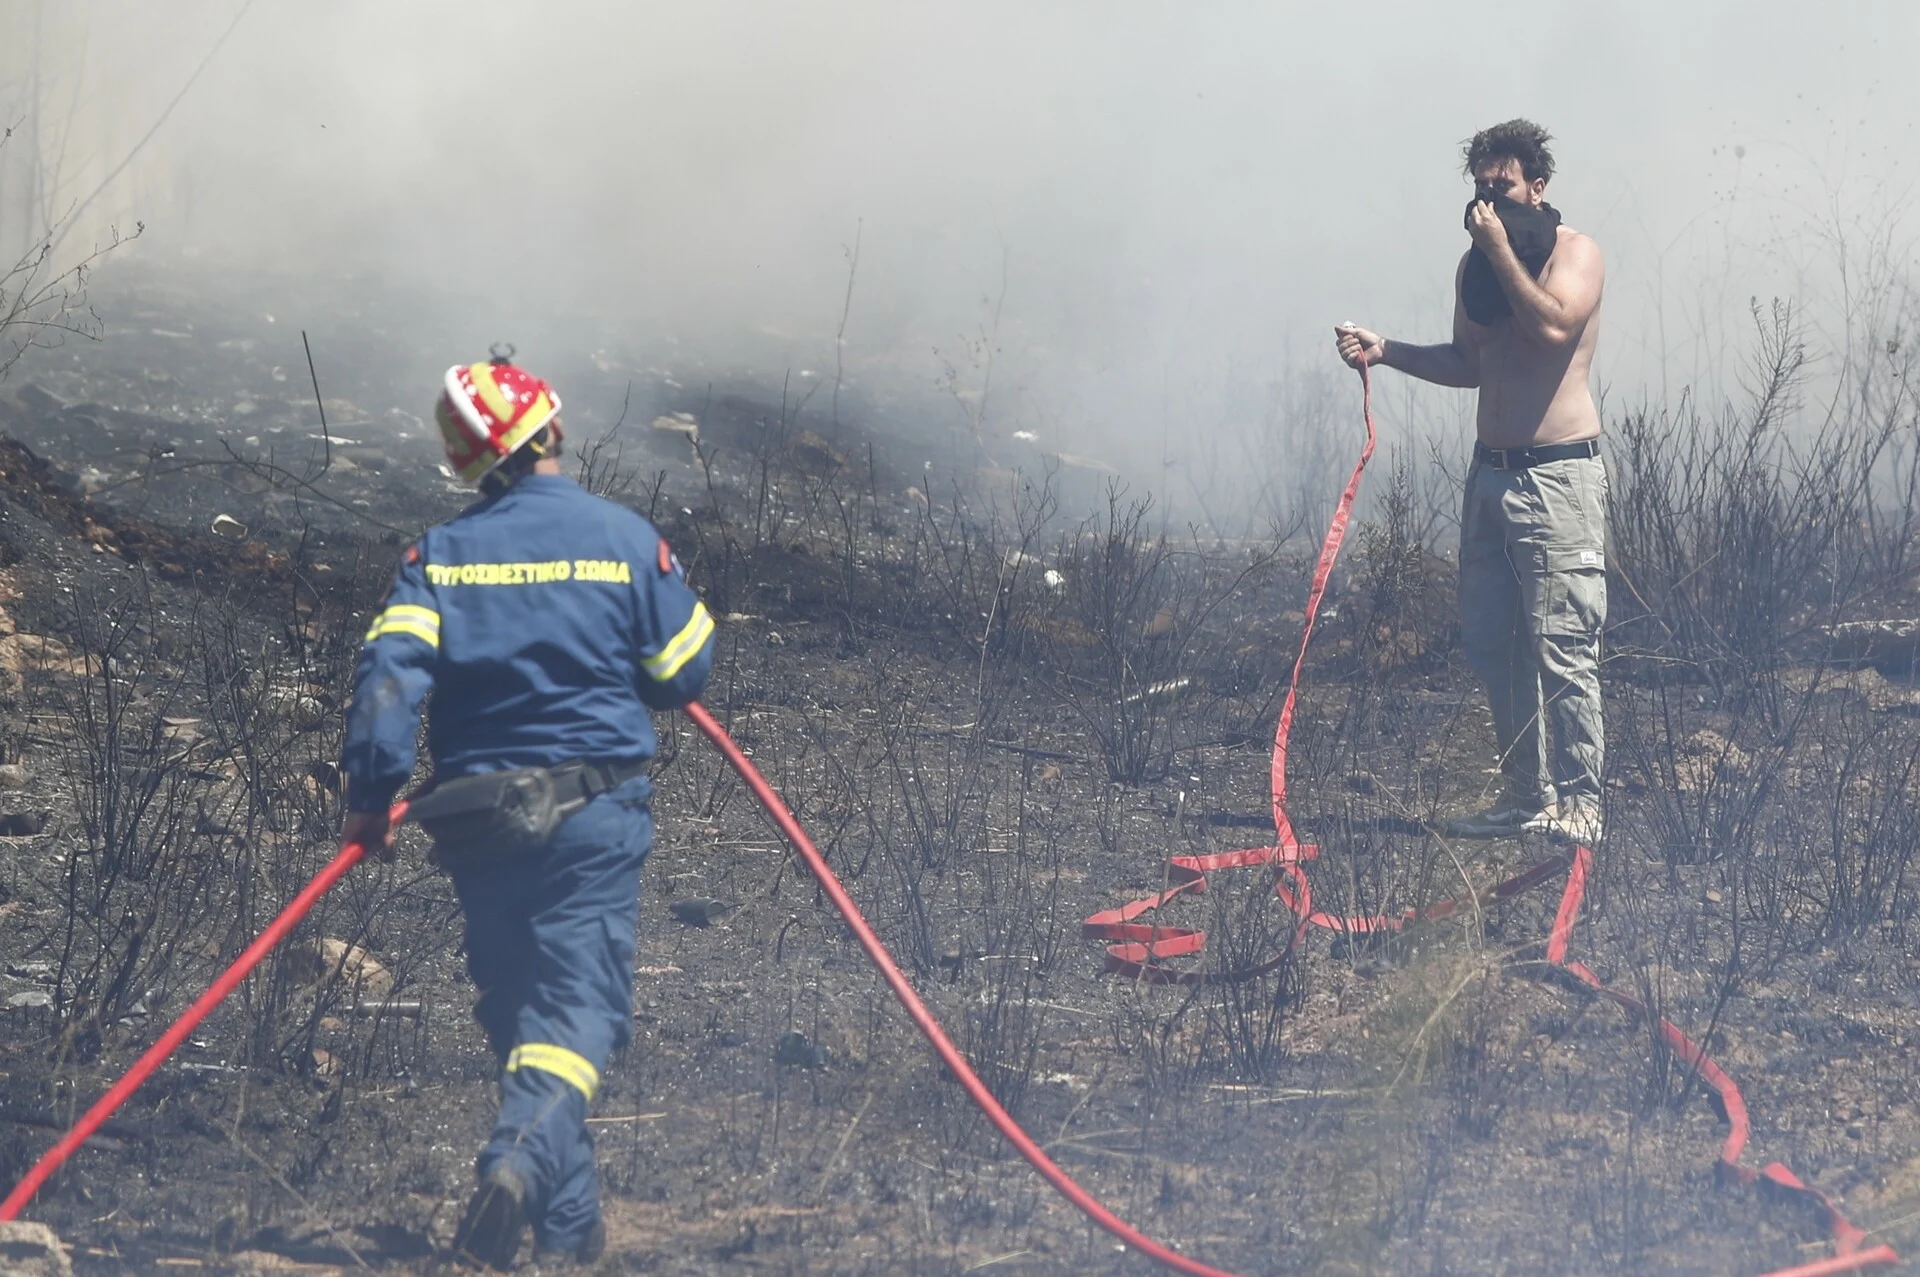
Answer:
[
  {"left": 642, "top": 602, "right": 713, "bottom": 681},
  {"left": 363, "top": 604, "right": 441, "bottom": 648},
  {"left": 505, "top": 1042, "right": 600, "bottom": 1100}
]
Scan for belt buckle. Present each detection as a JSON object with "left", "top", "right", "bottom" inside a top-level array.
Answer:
[{"left": 1488, "top": 447, "right": 1511, "bottom": 471}]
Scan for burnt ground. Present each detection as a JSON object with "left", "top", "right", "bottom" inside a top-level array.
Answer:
[{"left": 2, "top": 261, "right": 1920, "bottom": 1275}]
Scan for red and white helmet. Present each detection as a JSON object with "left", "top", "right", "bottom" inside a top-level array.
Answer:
[{"left": 435, "top": 358, "right": 562, "bottom": 484}]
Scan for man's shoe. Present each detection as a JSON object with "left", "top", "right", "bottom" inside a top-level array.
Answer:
[
  {"left": 533, "top": 1218, "right": 606, "bottom": 1268},
  {"left": 1444, "top": 796, "right": 1551, "bottom": 839},
  {"left": 1546, "top": 800, "right": 1604, "bottom": 846},
  {"left": 453, "top": 1164, "right": 530, "bottom": 1271}
]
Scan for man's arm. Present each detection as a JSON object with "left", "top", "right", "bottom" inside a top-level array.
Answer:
[
  {"left": 1334, "top": 256, "right": 1481, "bottom": 388},
  {"left": 1468, "top": 207, "right": 1604, "bottom": 347},
  {"left": 341, "top": 546, "right": 439, "bottom": 818},
  {"left": 633, "top": 534, "right": 715, "bottom": 711}
]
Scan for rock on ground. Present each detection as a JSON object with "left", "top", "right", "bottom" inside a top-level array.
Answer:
[{"left": 0, "top": 1222, "right": 70, "bottom": 1277}]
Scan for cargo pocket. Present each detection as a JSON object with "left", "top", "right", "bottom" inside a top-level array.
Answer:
[{"left": 1538, "top": 546, "right": 1607, "bottom": 637}]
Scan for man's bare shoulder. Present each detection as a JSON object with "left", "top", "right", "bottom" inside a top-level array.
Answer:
[
  {"left": 1544, "top": 227, "right": 1604, "bottom": 289},
  {"left": 1551, "top": 226, "right": 1603, "bottom": 265}
]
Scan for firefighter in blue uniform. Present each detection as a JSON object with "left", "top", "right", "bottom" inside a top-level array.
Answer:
[{"left": 340, "top": 353, "right": 714, "bottom": 1269}]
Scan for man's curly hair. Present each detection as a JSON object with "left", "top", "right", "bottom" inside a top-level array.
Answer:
[{"left": 1463, "top": 119, "right": 1555, "bottom": 184}]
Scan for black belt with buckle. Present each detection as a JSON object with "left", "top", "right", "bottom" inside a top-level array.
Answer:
[
  {"left": 406, "top": 757, "right": 650, "bottom": 863},
  {"left": 1474, "top": 439, "right": 1601, "bottom": 470},
  {"left": 555, "top": 757, "right": 651, "bottom": 803}
]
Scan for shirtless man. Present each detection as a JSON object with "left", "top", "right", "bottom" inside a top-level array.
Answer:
[{"left": 1335, "top": 118, "right": 1607, "bottom": 844}]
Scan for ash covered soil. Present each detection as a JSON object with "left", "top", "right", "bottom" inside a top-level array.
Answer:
[{"left": 2, "top": 262, "right": 1920, "bottom": 1274}]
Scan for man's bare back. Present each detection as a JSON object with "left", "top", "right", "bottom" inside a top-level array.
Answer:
[{"left": 1335, "top": 158, "right": 1605, "bottom": 448}]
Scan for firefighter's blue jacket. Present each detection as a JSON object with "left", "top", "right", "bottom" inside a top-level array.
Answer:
[{"left": 342, "top": 473, "right": 714, "bottom": 812}]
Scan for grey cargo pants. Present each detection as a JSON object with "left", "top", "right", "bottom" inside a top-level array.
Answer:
[{"left": 1458, "top": 453, "right": 1608, "bottom": 809}]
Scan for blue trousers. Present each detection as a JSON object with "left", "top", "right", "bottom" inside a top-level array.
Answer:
[{"left": 448, "top": 776, "right": 653, "bottom": 1253}]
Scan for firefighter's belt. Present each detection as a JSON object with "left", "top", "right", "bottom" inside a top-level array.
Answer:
[{"left": 407, "top": 758, "right": 647, "bottom": 863}]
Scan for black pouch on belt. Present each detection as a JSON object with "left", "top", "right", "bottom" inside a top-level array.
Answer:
[{"left": 408, "top": 759, "right": 645, "bottom": 864}]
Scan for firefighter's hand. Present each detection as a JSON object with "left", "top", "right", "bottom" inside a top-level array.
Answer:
[
  {"left": 343, "top": 810, "right": 396, "bottom": 863},
  {"left": 1335, "top": 324, "right": 1385, "bottom": 369}
]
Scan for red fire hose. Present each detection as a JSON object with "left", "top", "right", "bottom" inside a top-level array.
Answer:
[
  {"left": 1083, "top": 358, "right": 1899, "bottom": 1275},
  {"left": 3, "top": 357, "right": 1903, "bottom": 1274},
  {"left": 681, "top": 701, "right": 1242, "bottom": 1276},
  {"left": 0, "top": 799, "right": 408, "bottom": 1222},
  {"left": 0, "top": 760, "right": 1240, "bottom": 1272}
]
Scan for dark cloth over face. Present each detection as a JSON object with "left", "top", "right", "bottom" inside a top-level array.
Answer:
[{"left": 1462, "top": 193, "right": 1561, "bottom": 325}]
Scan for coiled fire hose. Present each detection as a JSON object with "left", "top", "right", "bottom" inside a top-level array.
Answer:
[
  {"left": 1081, "top": 357, "right": 1899, "bottom": 1276},
  {"left": 1, "top": 357, "right": 1904, "bottom": 1275}
]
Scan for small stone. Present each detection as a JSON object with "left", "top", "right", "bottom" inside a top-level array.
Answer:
[
  {"left": 0, "top": 634, "right": 85, "bottom": 678},
  {"left": 211, "top": 514, "right": 248, "bottom": 540},
  {"left": 650, "top": 414, "right": 700, "bottom": 442},
  {"left": 669, "top": 899, "right": 733, "bottom": 927},
  {"left": 0, "top": 765, "right": 27, "bottom": 789},
  {"left": 774, "top": 1030, "right": 827, "bottom": 1070},
  {"left": 263, "top": 689, "right": 327, "bottom": 730},
  {"left": 790, "top": 429, "right": 845, "bottom": 472},
  {"left": 6, "top": 990, "right": 52, "bottom": 1010},
  {"left": 289, "top": 938, "right": 393, "bottom": 998},
  {"left": 0, "top": 1220, "right": 71, "bottom": 1277},
  {"left": 0, "top": 813, "right": 46, "bottom": 837}
]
